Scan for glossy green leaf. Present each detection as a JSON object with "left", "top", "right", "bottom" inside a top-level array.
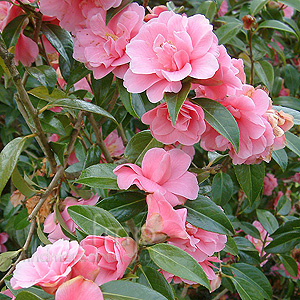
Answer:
[
  {"left": 271, "top": 219, "right": 300, "bottom": 238},
  {"left": 68, "top": 205, "right": 127, "bottom": 237},
  {"left": 125, "top": 130, "right": 163, "bottom": 164},
  {"left": 285, "top": 131, "right": 300, "bottom": 157},
  {"left": 77, "top": 164, "right": 119, "bottom": 189},
  {"left": 194, "top": 98, "right": 240, "bottom": 152},
  {"left": 231, "top": 277, "right": 262, "bottom": 300},
  {"left": 215, "top": 21, "right": 243, "bottom": 44},
  {"left": 137, "top": 266, "right": 175, "bottom": 300},
  {"left": 91, "top": 73, "right": 114, "bottom": 106},
  {"left": 0, "top": 136, "right": 30, "bottom": 195},
  {"left": 256, "top": 209, "right": 279, "bottom": 235},
  {"left": 101, "top": 280, "right": 168, "bottom": 300},
  {"left": 272, "top": 148, "right": 288, "bottom": 172},
  {"left": 47, "top": 98, "right": 117, "bottom": 123},
  {"left": 65, "top": 63, "right": 91, "bottom": 91},
  {"left": 234, "top": 163, "right": 265, "bottom": 203},
  {"left": 28, "top": 86, "right": 67, "bottom": 102},
  {"left": 254, "top": 60, "right": 274, "bottom": 92},
  {"left": 165, "top": 82, "right": 191, "bottom": 125},
  {"left": 15, "top": 291, "right": 43, "bottom": 300},
  {"left": 148, "top": 243, "right": 210, "bottom": 289},
  {"left": 211, "top": 172, "right": 233, "bottom": 206},
  {"left": 258, "top": 20, "right": 296, "bottom": 35},
  {"left": 196, "top": 1, "right": 216, "bottom": 22},
  {"left": 2, "top": 15, "right": 27, "bottom": 47},
  {"left": 184, "top": 196, "right": 235, "bottom": 235},
  {"left": 230, "top": 263, "right": 272, "bottom": 299},
  {"left": 273, "top": 96, "right": 300, "bottom": 111},
  {"left": 265, "top": 231, "right": 300, "bottom": 253},
  {"left": 283, "top": 65, "right": 300, "bottom": 96},
  {"left": 14, "top": 209, "right": 29, "bottom": 230},
  {"left": 49, "top": 141, "right": 67, "bottom": 166},
  {"left": 37, "top": 220, "right": 51, "bottom": 245},
  {"left": 276, "top": 195, "right": 292, "bottom": 215},
  {"left": 40, "top": 112, "right": 66, "bottom": 136},
  {"left": 0, "top": 250, "right": 21, "bottom": 272},
  {"left": 223, "top": 236, "right": 238, "bottom": 256},
  {"left": 27, "top": 66, "right": 57, "bottom": 94},
  {"left": 250, "top": 0, "right": 269, "bottom": 15},
  {"left": 97, "top": 191, "right": 146, "bottom": 222},
  {"left": 239, "top": 222, "right": 261, "bottom": 240},
  {"left": 11, "top": 167, "right": 36, "bottom": 197},
  {"left": 280, "top": 255, "right": 299, "bottom": 277}
]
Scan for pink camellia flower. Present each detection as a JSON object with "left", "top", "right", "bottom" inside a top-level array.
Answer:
[
  {"left": 123, "top": 10, "right": 220, "bottom": 103},
  {"left": 245, "top": 221, "right": 272, "bottom": 265},
  {"left": 282, "top": 4, "right": 294, "bottom": 18},
  {"left": 44, "top": 195, "right": 99, "bottom": 242},
  {"left": 78, "top": 235, "right": 137, "bottom": 285},
  {"left": 141, "top": 192, "right": 188, "bottom": 244},
  {"left": 39, "top": 0, "right": 122, "bottom": 32},
  {"left": 200, "top": 85, "right": 275, "bottom": 165},
  {"left": 55, "top": 276, "right": 104, "bottom": 300},
  {"left": 141, "top": 100, "right": 206, "bottom": 146},
  {"left": 291, "top": 173, "right": 300, "bottom": 184},
  {"left": 218, "top": 0, "right": 228, "bottom": 16},
  {"left": 113, "top": 147, "right": 199, "bottom": 206},
  {"left": 194, "top": 45, "right": 243, "bottom": 100},
  {"left": 1, "top": 289, "right": 15, "bottom": 300},
  {"left": 0, "top": 232, "right": 9, "bottom": 253},
  {"left": 144, "top": 5, "right": 168, "bottom": 22},
  {"left": 101, "top": 130, "right": 125, "bottom": 161},
  {"left": 56, "top": 277, "right": 103, "bottom": 300},
  {"left": 73, "top": 3, "right": 144, "bottom": 79},
  {"left": 231, "top": 58, "right": 246, "bottom": 84},
  {"left": 10, "top": 239, "right": 85, "bottom": 294},
  {"left": 263, "top": 173, "right": 278, "bottom": 196}
]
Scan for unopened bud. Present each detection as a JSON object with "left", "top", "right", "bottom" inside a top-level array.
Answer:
[{"left": 242, "top": 15, "right": 256, "bottom": 30}]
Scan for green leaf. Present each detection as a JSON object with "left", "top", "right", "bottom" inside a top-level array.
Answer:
[
  {"left": 106, "top": 0, "right": 133, "bottom": 24},
  {"left": 265, "top": 231, "right": 300, "bottom": 253},
  {"left": 91, "top": 73, "right": 114, "bottom": 106},
  {"left": 230, "top": 277, "right": 262, "bottom": 300},
  {"left": 280, "top": 0, "right": 300, "bottom": 12},
  {"left": 27, "top": 66, "right": 57, "bottom": 94},
  {"left": 258, "top": 20, "right": 297, "bottom": 35},
  {"left": 254, "top": 60, "right": 274, "bottom": 92},
  {"left": 41, "top": 24, "right": 73, "bottom": 66},
  {"left": 2, "top": 15, "right": 27, "bottom": 47},
  {"left": 239, "top": 222, "right": 261, "bottom": 240},
  {"left": 14, "top": 209, "right": 29, "bottom": 230},
  {"left": 230, "top": 263, "right": 272, "bottom": 300},
  {"left": 273, "top": 105, "right": 300, "bottom": 125},
  {"left": 101, "top": 280, "right": 168, "bottom": 300},
  {"left": 137, "top": 266, "right": 175, "bottom": 300},
  {"left": 256, "top": 209, "right": 279, "bottom": 235},
  {"left": 0, "top": 293, "right": 11, "bottom": 300},
  {"left": 28, "top": 86, "right": 67, "bottom": 102},
  {"left": 0, "top": 136, "right": 30, "bottom": 195},
  {"left": 37, "top": 220, "right": 51, "bottom": 245},
  {"left": 215, "top": 21, "right": 243, "bottom": 44},
  {"left": 285, "top": 131, "right": 300, "bottom": 157},
  {"left": 276, "top": 195, "right": 292, "bottom": 215},
  {"left": 68, "top": 205, "right": 128, "bottom": 237},
  {"left": 280, "top": 255, "right": 299, "bottom": 277},
  {"left": 76, "top": 164, "right": 119, "bottom": 189},
  {"left": 40, "top": 112, "right": 66, "bottom": 135},
  {"left": 11, "top": 167, "right": 36, "bottom": 197},
  {"left": 194, "top": 98, "right": 240, "bottom": 152},
  {"left": 97, "top": 191, "right": 146, "bottom": 222},
  {"left": 271, "top": 219, "right": 300, "bottom": 238},
  {"left": 223, "top": 236, "right": 238, "bottom": 256},
  {"left": 196, "top": 1, "right": 216, "bottom": 22},
  {"left": 283, "top": 65, "right": 300, "bottom": 96},
  {"left": 272, "top": 149, "right": 288, "bottom": 172},
  {"left": 15, "top": 291, "right": 43, "bottom": 300},
  {"left": 250, "top": 0, "right": 269, "bottom": 15},
  {"left": 234, "top": 163, "right": 265, "bottom": 203},
  {"left": 211, "top": 172, "right": 233, "bottom": 206},
  {"left": 0, "top": 250, "right": 21, "bottom": 272},
  {"left": 124, "top": 130, "right": 163, "bottom": 164},
  {"left": 184, "top": 196, "right": 235, "bottom": 235},
  {"left": 148, "top": 243, "right": 210, "bottom": 289},
  {"left": 165, "top": 82, "right": 191, "bottom": 125},
  {"left": 273, "top": 96, "right": 300, "bottom": 111},
  {"left": 49, "top": 141, "right": 67, "bottom": 166},
  {"left": 65, "top": 63, "right": 91, "bottom": 91}
]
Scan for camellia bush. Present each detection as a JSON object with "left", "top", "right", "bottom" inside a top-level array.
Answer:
[{"left": 0, "top": 0, "right": 300, "bottom": 299}]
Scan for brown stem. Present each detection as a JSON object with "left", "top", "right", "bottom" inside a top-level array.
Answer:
[
  {"left": 0, "top": 43, "right": 57, "bottom": 173},
  {"left": 249, "top": 30, "right": 254, "bottom": 85},
  {"left": 117, "top": 124, "right": 128, "bottom": 147},
  {"left": 88, "top": 113, "right": 113, "bottom": 163},
  {"left": 143, "top": 0, "right": 149, "bottom": 8}
]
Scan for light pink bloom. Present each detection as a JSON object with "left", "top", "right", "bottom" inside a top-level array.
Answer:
[
  {"left": 144, "top": 5, "right": 168, "bottom": 22},
  {"left": 39, "top": 0, "right": 122, "bottom": 32},
  {"left": 291, "top": 173, "right": 300, "bottom": 184},
  {"left": 194, "top": 45, "right": 243, "bottom": 100},
  {"left": 142, "top": 100, "right": 206, "bottom": 146},
  {"left": 101, "top": 130, "right": 125, "bottom": 160},
  {"left": 272, "top": 261, "right": 300, "bottom": 280},
  {"left": 263, "top": 173, "right": 278, "bottom": 196},
  {"left": 73, "top": 3, "right": 144, "bottom": 79},
  {"left": 245, "top": 221, "right": 272, "bottom": 265},
  {"left": 10, "top": 240, "right": 85, "bottom": 294},
  {"left": 78, "top": 235, "right": 137, "bottom": 285},
  {"left": 210, "top": 275, "right": 222, "bottom": 292},
  {"left": 124, "top": 11, "right": 219, "bottom": 103},
  {"left": 141, "top": 192, "right": 188, "bottom": 244},
  {"left": 282, "top": 4, "right": 294, "bottom": 18},
  {"left": 200, "top": 85, "right": 275, "bottom": 165},
  {"left": 44, "top": 195, "right": 99, "bottom": 242},
  {"left": 0, "top": 232, "right": 8, "bottom": 253},
  {"left": 1, "top": 289, "right": 15, "bottom": 300},
  {"left": 164, "top": 143, "right": 195, "bottom": 159},
  {"left": 218, "top": 0, "right": 228, "bottom": 16},
  {"left": 113, "top": 148, "right": 199, "bottom": 206},
  {"left": 55, "top": 276, "right": 103, "bottom": 300},
  {"left": 231, "top": 58, "right": 246, "bottom": 84}
]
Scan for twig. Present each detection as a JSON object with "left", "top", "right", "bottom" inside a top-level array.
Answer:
[
  {"left": 143, "top": 0, "right": 149, "bottom": 8},
  {"left": 249, "top": 30, "right": 254, "bottom": 85},
  {"left": 212, "top": 288, "right": 229, "bottom": 300},
  {"left": 117, "top": 124, "right": 128, "bottom": 147}
]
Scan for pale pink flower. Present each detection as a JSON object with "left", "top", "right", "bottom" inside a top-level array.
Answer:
[
  {"left": 0, "top": 232, "right": 9, "bottom": 253},
  {"left": 78, "top": 235, "right": 137, "bottom": 285},
  {"left": 44, "top": 195, "right": 99, "bottom": 242},
  {"left": 10, "top": 240, "right": 85, "bottom": 294},
  {"left": 144, "top": 5, "right": 168, "bottom": 22},
  {"left": 141, "top": 192, "right": 188, "bottom": 244},
  {"left": 73, "top": 3, "right": 144, "bottom": 79},
  {"left": 272, "top": 261, "right": 300, "bottom": 280},
  {"left": 231, "top": 58, "right": 246, "bottom": 84},
  {"left": 218, "top": 0, "right": 228, "bottom": 16},
  {"left": 273, "top": 189, "right": 291, "bottom": 210},
  {"left": 210, "top": 275, "right": 222, "bottom": 292},
  {"left": 245, "top": 221, "right": 272, "bottom": 265},
  {"left": 164, "top": 143, "right": 195, "bottom": 159},
  {"left": 291, "top": 173, "right": 300, "bottom": 184},
  {"left": 263, "top": 173, "right": 278, "bottom": 196},
  {"left": 194, "top": 45, "right": 243, "bottom": 100},
  {"left": 124, "top": 11, "right": 219, "bottom": 103},
  {"left": 113, "top": 148, "right": 199, "bottom": 206},
  {"left": 200, "top": 85, "right": 275, "bottom": 165},
  {"left": 55, "top": 276, "right": 103, "bottom": 300},
  {"left": 101, "top": 130, "right": 125, "bottom": 160},
  {"left": 1, "top": 289, "right": 15, "bottom": 300},
  {"left": 142, "top": 100, "right": 206, "bottom": 146},
  {"left": 39, "top": 0, "right": 122, "bottom": 32},
  {"left": 282, "top": 4, "right": 294, "bottom": 18}
]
